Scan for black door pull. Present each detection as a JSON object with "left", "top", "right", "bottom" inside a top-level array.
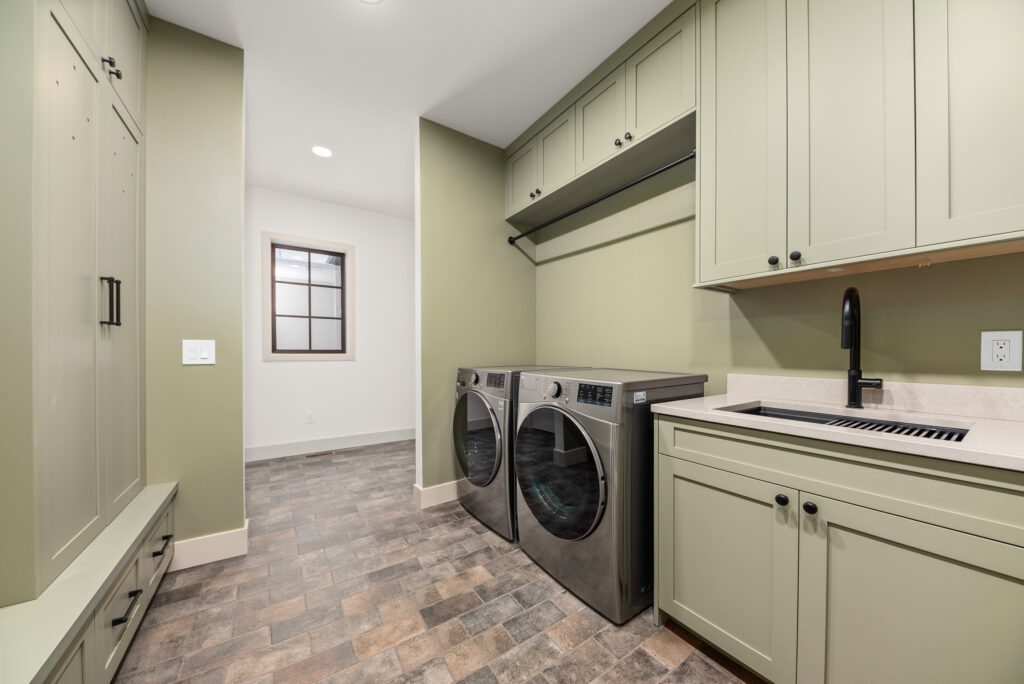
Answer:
[
  {"left": 111, "top": 589, "right": 143, "bottom": 627},
  {"left": 114, "top": 279, "right": 122, "bottom": 326},
  {"left": 152, "top": 534, "right": 173, "bottom": 558},
  {"left": 100, "top": 277, "right": 116, "bottom": 325}
]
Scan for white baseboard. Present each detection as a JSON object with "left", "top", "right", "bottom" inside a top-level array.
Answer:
[
  {"left": 414, "top": 480, "right": 459, "bottom": 509},
  {"left": 244, "top": 428, "right": 416, "bottom": 462},
  {"left": 168, "top": 519, "right": 249, "bottom": 572}
]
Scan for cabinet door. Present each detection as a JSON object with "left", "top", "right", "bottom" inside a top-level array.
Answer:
[
  {"left": 537, "top": 108, "right": 575, "bottom": 195},
  {"left": 99, "top": 100, "right": 143, "bottom": 521},
  {"left": 575, "top": 64, "right": 626, "bottom": 175},
  {"left": 916, "top": 0, "right": 1024, "bottom": 246},
  {"left": 787, "top": 0, "right": 915, "bottom": 266},
  {"left": 37, "top": 10, "right": 104, "bottom": 588},
  {"left": 61, "top": 0, "right": 101, "bottom": 54},
  {"left": 44, "top": 620, "right": 96, "bottom": 684},
  {"left": 626, "top": 6, "right": 696, "bottom": 142},
  {"left": 797, "top": 493, "right": 1024, "bottom": 684},
  {"left": 505, "top": 140, "right": 538, "bottom": 217},
  {"left": 698, "top": 0, "right": 788, "bottom": 282},
  {"left": 104, "top": 0, "right": 143, "bottom": 126},
  {"left": 657, "top": 457, "right": 798, "bottom": 684}
]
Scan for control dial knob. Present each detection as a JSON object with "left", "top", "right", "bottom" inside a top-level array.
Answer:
[
  {"left": 546, "top": 381, "right": 562, "bottom": 398},
  {"left": 470, "top": 372, "right": 480, "bottom": 385}
]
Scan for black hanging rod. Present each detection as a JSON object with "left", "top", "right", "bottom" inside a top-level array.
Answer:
[{"left": 507, "top": 148, "right": 696, "bottom": 245}]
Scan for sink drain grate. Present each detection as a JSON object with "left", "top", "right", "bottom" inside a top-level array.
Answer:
[{"left": 824, "top": 417, "right": 968, "bottom": 442}]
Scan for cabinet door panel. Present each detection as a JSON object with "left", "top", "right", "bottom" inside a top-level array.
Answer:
[
  {"left": 798, "top": 494, "right": 1024, "bottom": 684},
  {"left": 787, "top": 0, "right": 915, "bottom": 265},
  {"left": 626, "top": 6, "right": 696, "bottom": 142},
  {"left": 658, "top": 457, "right": 798, "bottom": 684},
  {"left": 575, "top": 64, "right": 626, "bottom": 174},
  {"left": 917, "top": 0, "right": 1024, "bottom": 245},
  {"left": 38, "top": 11, "right": 103, "bottom": 586},
  {"left": 99, "top": 101, "right": 142, "bottom": 520},
  {"left": 698, "top": 0, "right": 788, "bottom": 282},
  {"left": 537, "top": 108, "right": 575, "bottom": 195},
  {"left": 60, "top": 0, "right": 100, "bottom": 54},
  {"left": 505, "top": 141, "right": 538, "bottom": 217},
  {"left": 105, "top": 0, "right": 142, "bottom": 125}
]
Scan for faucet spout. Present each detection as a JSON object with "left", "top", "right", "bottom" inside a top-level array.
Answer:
[{"left": 840, "top": 287, "right": 882, "bottom": 408}]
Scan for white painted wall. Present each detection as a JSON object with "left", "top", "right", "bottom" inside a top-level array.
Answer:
[{"left": 244, "top": 186, "right": 415, "bottom": 460}]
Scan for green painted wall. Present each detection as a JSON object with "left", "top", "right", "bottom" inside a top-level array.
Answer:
[
  {"left": 146, "top": 19, "right": 246, "bottom": 540},
  {"left": 535, "top": 177, "right": 1024, "bottom": 395},
  {"left": 419, "top": 119, "right": 537, "bottom": 487},
  {"left": 0, "top": 0, "right": 39, "bottom": 606}
]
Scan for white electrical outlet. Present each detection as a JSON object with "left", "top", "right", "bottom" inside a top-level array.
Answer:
[
  {"left": 182, "top": 340, "right": 216, "bottom": 365},
  {"left": 980, "top": 330, "right": 1022, "bottom": 371}
]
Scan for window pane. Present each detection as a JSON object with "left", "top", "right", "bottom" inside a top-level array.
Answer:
[
  {"left": 274, "top": 247, "right": 309, "bottom": 283},
  {"left": 276, "top": 316, "right": 309, "bottom": 350},
  {"left": 275, "top": 283, "right": 308, "bottom": 316},
  {"left": 311, "top": 318, "right": 342, "bottom": 351},
  {"left": 310, "top": 252, "right": 342, "bottom": 286},
  {"left": 311, "top": 286, "right": 342, "bottom": 317}
]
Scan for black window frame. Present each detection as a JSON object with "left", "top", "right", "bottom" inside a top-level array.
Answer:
[{"left": 270, "top": 243, "right": 346, "bottom": 354}]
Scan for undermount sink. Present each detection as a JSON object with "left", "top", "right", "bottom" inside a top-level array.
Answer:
[{"left": 720, "top": 404, "right": 969, "bottom": 443}]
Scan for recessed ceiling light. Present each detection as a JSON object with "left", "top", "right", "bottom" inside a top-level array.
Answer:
[
  {"left": 360, "top": 0, "right": 383, "bottom": 4},
  {"left": 311, "top": 146, "right": 333, "bottom": 158}
]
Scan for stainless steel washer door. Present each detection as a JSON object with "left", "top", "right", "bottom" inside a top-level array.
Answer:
[
  {"left": 514, "top": 406, "right": 606, "bottom": 540},
  {"left": 453, "top": 390, "right": 501, "bottom": 487}
]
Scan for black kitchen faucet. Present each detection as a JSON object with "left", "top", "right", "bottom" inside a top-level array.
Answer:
[{"left": 841, "top": 287, "right": 884, "bottom": 408}]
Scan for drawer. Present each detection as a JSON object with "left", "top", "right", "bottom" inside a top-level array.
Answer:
[
  {"left": 94, "top": 557, "right": 143, "bottom": 681},
  {"left": 141, "top": 505, "right": 174, "bottom": 589}
]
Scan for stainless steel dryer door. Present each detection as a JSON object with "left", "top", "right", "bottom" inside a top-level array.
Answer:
[
  {"left": 514, "top": 406, "right": 607, "bottom": 540},
  {"left": 453, "top": 390, "right": 502, "bottom": 487}
]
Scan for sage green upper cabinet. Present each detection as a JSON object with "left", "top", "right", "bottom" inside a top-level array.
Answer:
[
  {"left": 626, "top": 6, "right": 696, "bottom": 142},
  {"left": 916, "top": 0, "right": 1024, "bottom": 246},
  {"left": 505, "top": 140, "right": 538, "bottom": 217},
  {"left": 61, "top": 0, "right": 101, "bottom": 53},
  {"left": 536, "top": 107, "right": 575, "bottom": 196},
  {"left": 38, "top": 8, "right": 104, "bottom": 589},
  {"left": 797, "top": 493, "right": 1024, "bottom": 683},
  {"left": 698, "top": 0, "right": 788, "bottom": 282},
  {"left": 104, "top": 0, "right": 145, "bottom": 128},
  {"left": 657, "top": 456, "right": 798, "bottom": 684},
  {"left": 99, "top": 101, "right": 143, "bottom": 521},
  {"left": 786, "top": 0, "right": 916, "bottom": 266},
  {"left": 575, "top": 64, "right": 627, "bottom": 175}
]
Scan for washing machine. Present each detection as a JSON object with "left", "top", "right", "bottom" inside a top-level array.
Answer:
[
  {"left": 513, "top": 368, "right": 707, "bottom": 624},
  {"left": 452, "top": 365, "right": 585, "bottom": 541}
]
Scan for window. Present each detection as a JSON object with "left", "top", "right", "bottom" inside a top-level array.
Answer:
[{"left": 263, "top": 233, "right": 354, "bottom": 360}]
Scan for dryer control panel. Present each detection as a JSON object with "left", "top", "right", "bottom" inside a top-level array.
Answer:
[
  {"left": 486, "top": 373, "right": 506, "bottom": 389},
  {"left": 577, "top": 383, "right": 613, "bottom": 407}
]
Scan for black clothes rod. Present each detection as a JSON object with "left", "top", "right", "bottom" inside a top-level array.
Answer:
[{"left": 507, "top": 148, "right": 697, "bottom": 246}]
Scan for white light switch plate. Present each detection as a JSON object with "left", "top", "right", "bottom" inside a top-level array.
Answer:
[
  {"left": 182, "top": 340, "right": 216, "bottom": 365},
  {"left": 980, "top": 330, "right": 1022, "bottom": 371}
]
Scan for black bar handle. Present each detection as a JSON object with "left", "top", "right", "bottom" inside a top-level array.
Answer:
[
  {"left": 114, "top": 279, "right": 122, "bottom": 326},
  {"left": 152, "top": 534, "right": 173, "bottom": 558},
  {"left": 111, "top": 589, "right": 143, "bottom": 627},
  {"left": 100, "top": 277, "right": 116, "bottom": 325}
]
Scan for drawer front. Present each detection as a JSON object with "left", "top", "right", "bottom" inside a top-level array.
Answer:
[
  {"left": 658, "top": 416, "right": 1024, "bottom": 548},
  {"left": 95, "top": 557, "right": 143, "bottom": 681},
  {"left": 141, "top": 505, "right": 174, "bottom": 589}
]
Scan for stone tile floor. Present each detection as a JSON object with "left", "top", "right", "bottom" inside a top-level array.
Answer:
[{"left": 115, "top": 441, "right": 764, "bottom": 684}]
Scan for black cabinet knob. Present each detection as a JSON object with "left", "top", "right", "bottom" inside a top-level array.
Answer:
[
  {"left": 803, "top": 501, "right": 818, "bottom": 515},
  {"left": 614, "top": 138, "right": 623, "bottom": 147},
  {"left": 529, "top": 192, "right": 535, "bottom": 199},
  {"left": 535, "top": 188, "right": 541, "bottom": 195},
  {"left": 768, "top": 256, "right": 779, "bottom": 266},
  {"left": 775, "top": 494, "right": 789, "bottom": 507},
  {"left": 624, "top": 132, "right": 633, "bottom": 141},
  {"left": 790, "top": 250, "right": 802, "bottom": 261},
  {"left": 102, "top": 56, "right": 117, "bottom": 68}
]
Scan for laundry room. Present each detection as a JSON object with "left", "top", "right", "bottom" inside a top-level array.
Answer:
[{"left": 4, "top": 0, "right": 1024, "bottom": 683}]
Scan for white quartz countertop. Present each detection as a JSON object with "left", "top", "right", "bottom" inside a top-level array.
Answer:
[{"left": 651, "top": 375, "right": 1024, "bottom": 473}]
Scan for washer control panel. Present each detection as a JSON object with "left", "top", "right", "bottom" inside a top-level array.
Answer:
[
  {"left": 577, "top": 383, "right": 613, "bottom": 407},
  {"left": 486, "top": 373, "right": 506, "bottom": 389}
]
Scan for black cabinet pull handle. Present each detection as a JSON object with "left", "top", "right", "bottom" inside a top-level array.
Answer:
[
  {"left": 100, "top": 277, "right": 116, "bottom": 325},
  {"left": 614, "top": 138, "right": 623, "bottom": 147},
  {"left": 624, "top": 132, "right": 633, "bottom": 141},
  {"left": 803, "top": 501, "right": 818, "bottom": 515},
  {"left": 114, "top": 279, "right": 122, "bottom": 326},
  {"left": 775, "top": 494, "right": 789, "bottom": 506},
  {"left": 790, "top": 250, "right": 802, "bottom": 261},
  {"left": 768, "top": 256, "right": 779, "bottom": 266},
  {"left": 111, "top": 589, "right": 143, "bottom": 627},
  {"left": 152, "top": 534, "right": 173, "bottom": 558}
]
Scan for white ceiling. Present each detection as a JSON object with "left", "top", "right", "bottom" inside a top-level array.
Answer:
[{"left": 146, "top": 0, "right": 674, "bottom": 220}]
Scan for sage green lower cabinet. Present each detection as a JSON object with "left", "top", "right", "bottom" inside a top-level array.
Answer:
[
  {"left": 797, "top": 493, "right": 1024, "bottom": 684},
  {"left": 45, "top": 621, "right": 95, "bottom": 684},
  {"left": 657, "top": 457, "right": 798, "bottom": 684},
  {"left": 655, "top": 416, "right": 1024, "bottom": 684}
]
